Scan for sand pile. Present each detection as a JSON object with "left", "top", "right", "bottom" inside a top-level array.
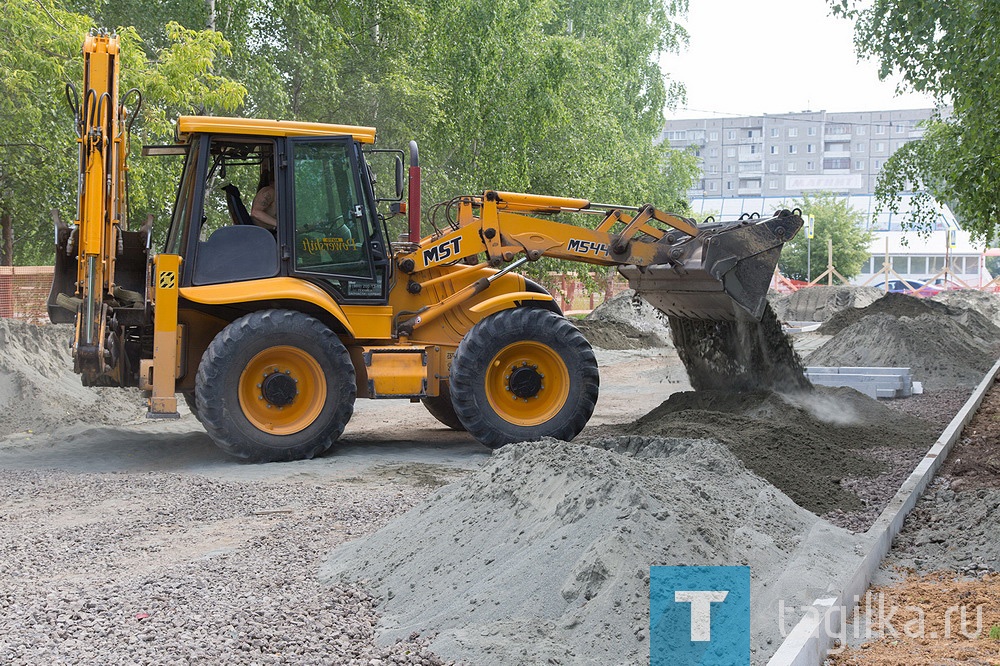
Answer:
[
  {"left": 817, "top": 292, "right": 998, "bottom": 337},
  {"left": 770, "top": 286, "right": 883, "bottom": 322},
  {"left": 322, "top": 438, "right": 863, "bottom": 666},
  {"left": 576, "top": 290, "right": 673, "bottom": 349},
  {"left": 931, "top": 289, "right": 1000, "bottom": 328},
  {"left": 0, "top": 319, "right": 145, "bottom": 439},
  {"left": 622, "top": 387, "right": 936, "bottom": 517},
  {"left": 808, "top": 294, "right": 1000, "bottom": 389}
]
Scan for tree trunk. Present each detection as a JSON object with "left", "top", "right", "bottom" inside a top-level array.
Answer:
[
  {"left": 0, "top": 213, "right": 12, "bottom": 318},
  {"left": 0, "top": 213, "right": 12, "bottom": 266},
  {"left": 206, "top": 0, "right": 216, "bottom": 30}
]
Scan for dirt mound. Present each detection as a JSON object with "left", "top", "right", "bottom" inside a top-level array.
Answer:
[
  {"left": 577, "top": 290, "right": 672, "bottom": 349},
  {"left": 623, "top": 386, "right": 936, "bottom": 516},
  {"left": 668, "top": 303, "right": 811, "bottom": 392},
  {"left": 322, "top": 438, "right": 862, "bottom": 666},
  {"left": 818, "top": 292, "right": 998, "bottom": 337},
  {"left": 771, "top": 286, "right": 883, "bottom": 322},
  {"left": 931, "top": 289, "right": 1000, "bottom": 328},
  {"left": 0, "top": 319, "right": 145, "bottom": 438},
  {"left": 809, "top": 313, "right": 998, "bottom": 389}
]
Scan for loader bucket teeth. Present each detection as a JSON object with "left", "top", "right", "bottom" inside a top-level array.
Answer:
[{"left": 620, "top": 210, "right": 802, "bottom": 321}]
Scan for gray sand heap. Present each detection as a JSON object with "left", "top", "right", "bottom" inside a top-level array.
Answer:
[
  {"left": 576, "top": 289, "right": 673, "bottom": 350},
  {"left": 623, "top": 387, "right": 936, "bottom": 522},
  {"left": 931, "top": 289, "right": 1000, "bottom": 328},
  {"left": 809, "top": 294, "right": 1000, "bottom": 389},
  {"left": 770, "top": 285, "right": 882, "bottom": 323},
  {"left": 322, "top": 438, "right": 864, "bottom": 666},
  {"left": 0, "top": 319, "right": 145, "bottom": 438}
]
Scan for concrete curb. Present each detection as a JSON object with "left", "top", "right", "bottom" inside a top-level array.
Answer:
[{"left": 766, "top": 357, "right": 1000, "bottom": 666}]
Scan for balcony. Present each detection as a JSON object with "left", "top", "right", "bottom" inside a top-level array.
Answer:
[
  {"left": 738, "top": 137, "right": 763, "bottom": 145},
  {"left": 738, "top": 186, "right": 762, "bottom": 195},
  {"left": 823, "top": 133, "right": 851, "bottom": 143},
  {"left": 739, "top": 169, "right": 763, "bottom": 178}
]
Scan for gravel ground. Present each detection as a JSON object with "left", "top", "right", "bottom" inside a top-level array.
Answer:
[{"left": 0, "top": 469, "right": 448, "bottom": 665}]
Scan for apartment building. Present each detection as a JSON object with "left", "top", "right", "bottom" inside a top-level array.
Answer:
[{"left": 661, "top": 108, "right": 989, "bottom": 286}]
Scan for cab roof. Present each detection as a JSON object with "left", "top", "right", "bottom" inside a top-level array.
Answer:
[{"left": 177, "top": 116, "right": 376, "bottom": 144}]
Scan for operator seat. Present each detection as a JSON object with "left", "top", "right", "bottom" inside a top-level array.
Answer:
[{"left": 222, "top": 184, "right": 253, "bottom": 226}]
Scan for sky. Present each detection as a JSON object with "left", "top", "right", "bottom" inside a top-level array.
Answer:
[{"left": 661, "top": 0, "right": 939, "bottom": 120}]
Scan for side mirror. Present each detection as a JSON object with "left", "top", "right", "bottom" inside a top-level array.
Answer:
[{"left": 395, "top": 155, "right": 404, "bottom": 200}]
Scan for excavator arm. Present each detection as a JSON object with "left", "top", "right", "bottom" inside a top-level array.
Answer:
[{"left": 396, "top": 190, "right": 802, "bottom": 330}]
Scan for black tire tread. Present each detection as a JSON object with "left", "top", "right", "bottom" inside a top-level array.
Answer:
[{"left": 421, "top": 383, "right": 466, "bottom": 431}]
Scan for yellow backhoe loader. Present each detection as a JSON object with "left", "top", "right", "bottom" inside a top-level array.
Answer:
[{"left": 48, "top": 32, "right": 802, "bottom": 461}]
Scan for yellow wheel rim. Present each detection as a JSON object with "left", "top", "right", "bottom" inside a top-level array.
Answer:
[
  {"left": 484, "top": 341, "right": 570, "bottom": 427},
  {"left": 238, "top": 346, "right": 327, "bottom": 435}
]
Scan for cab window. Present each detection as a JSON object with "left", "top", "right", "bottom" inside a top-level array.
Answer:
[{"left": 292, "top": 141, "right": 373, "bottom": 281}]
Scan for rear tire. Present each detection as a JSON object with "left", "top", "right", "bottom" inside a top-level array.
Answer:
[
  {"left": 421, "top": 383, "right": 466, "bottom": 431},
  {"left": 196, "top": 309, "right": 356, "bottom": 462},
  {"left": 182, "top": 391, "right": 202, "bottom": 423},
  {"left": 450, "top": 308, "right": 599, "bottom": 449}
]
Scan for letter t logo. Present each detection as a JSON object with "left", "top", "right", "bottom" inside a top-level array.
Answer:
[{"left": 674, "top": 591, "right": 729, "bottom": 641}]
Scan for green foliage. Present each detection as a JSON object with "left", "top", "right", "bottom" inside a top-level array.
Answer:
[
  {"left": 11, "top": 0, "right": 697, "bottom": 273},
  {"left": 778, "top": 193, "right": 873, "bottom": 282},
  {"left": 989, "top": 624, "right": 1000, "bottom": 641},
  {"left": 0, "top": 1, "right": 244, "bottom": 264},
  {"left": 832, "top": 0, "right": 1000, "bottom": 242}
]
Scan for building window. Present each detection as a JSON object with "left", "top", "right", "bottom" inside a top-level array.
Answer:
[
  {"left": 856, "top": 142, "right": 865, "bottom": 152},
  {"left": 807, "top": 126, "right": 816, "bottom": 136},
  {"left": 855, "top": 160, "right": 863, "bottom": 170},
  {"left": 710, "top": 131, "right": 718, "bottom": 141},
  {"left": 726, "top": 147, "right": 736, "bottom": 157},
  {"left": 769, "top": 162, "right": 779, "bottom": 172},
  {"left": 895, "top": 124, "right": 906, "bottom": 134},
  {"left": 911, "top": 256, "right": 927, "bottom": 273},
  {"left": 807, "top": 144, "right": 815, "bottom": 153},
  {"left": 874, "top": 160, "right": 882, "bottom": 170},
  {"left": 708, "top": 164, "right": 719, "bottom": 174},
  {"left": 788, "top": 128, "right": 799, "bottom": 138},
  {"left": 769, "top": 179, "right": 778, "bottom": 190},
  {"left": 788, "top": 145, "right": 797, "bottom": 154},
  {"left": 726, "top": 181, "right": 733, "bottom": 190},
  {"left": 770, "top": 145, "right": 778, "bottom": 154},
  {"left": 787, "top": 162, "right": 797, "bottom": 172},
  {"left": 710, "top": 148, "right": 718, "bottom": 157},
  {"left": 824, "top": 157, "right": 850, "bottom": 169},
  {"left": 708, "top": 181, "right": 717, "bottom": 191},
  {"left": 726, "top": 164, "right": 734, "bottom": 173},
  {"left": 875, "top": 142, "right": 885, "bottom": 152},
  {"left": 806, "top": 160, "right": 815, "bottom": 171},
  {"left": 750, "top": 144, "right": 759, "bottom": 154},
  {"left": 770, "top": 128, "right": 779, "bottom": 137},
  {"left": 855, "top": 125, "right": 866, "bottom": 135},
  {"left": 727, "top": 130, "right": 736, "bottom": 140},
  {"left": 875, "top": 125, "right": 885, "bottom": 135}
]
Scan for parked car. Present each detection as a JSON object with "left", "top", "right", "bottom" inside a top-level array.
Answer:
[{"left": 870, "top": 279, "right": 941, "bottom": 297}]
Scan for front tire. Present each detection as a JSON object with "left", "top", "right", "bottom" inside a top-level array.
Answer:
[
  {"left": 450, "top": 308, "right": 599, "bottom": 449},
  {"left": 195, "top": 309, "right": 356, "bottom": 462}
]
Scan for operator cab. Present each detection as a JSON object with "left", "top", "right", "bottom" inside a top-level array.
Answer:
[{"left": 162, "top": 117, "right": 392, "bottom": 304}]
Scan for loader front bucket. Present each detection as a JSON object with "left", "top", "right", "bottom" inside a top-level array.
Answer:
[{"left": 620, "top": 209, "right": 802, "bottom": 321}]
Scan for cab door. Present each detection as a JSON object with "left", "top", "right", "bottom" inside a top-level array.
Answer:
[{"left": 287, "top": 137, "right": 389, "bottom": 302}]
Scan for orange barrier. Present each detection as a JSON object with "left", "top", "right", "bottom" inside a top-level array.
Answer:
[{"left": 0, "top": 266, "right": 53, "bottom": 323}]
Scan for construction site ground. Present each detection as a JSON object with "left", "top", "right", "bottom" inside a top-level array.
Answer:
[{"left": 3, "top": 286, "right": 1000, "bottom": 664}]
